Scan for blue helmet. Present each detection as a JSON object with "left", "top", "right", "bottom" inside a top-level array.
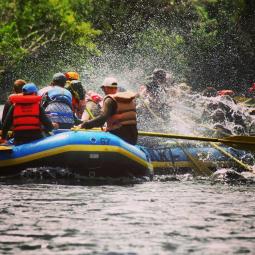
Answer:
[{"left": 22, "top": 83, "right": 38, "bottom": 94}]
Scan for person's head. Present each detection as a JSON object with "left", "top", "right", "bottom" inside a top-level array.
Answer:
[
  {"left": 152, "top": 69, "right": 167, "bottom": 83},
  {"left": 52, "top": 72, "right": 67, "bottom": 87},
  {"left": 65, "top": 71, "right": 79, "bottom": 81},
  {"left": 13, "top": 79, "right": 26, "bottom": 93},
  {"left": 100, "top": 77, "right": 118, "bottom": 95},
  {"left": 22, "top": 83, "right": 38, "bottom": 95}
]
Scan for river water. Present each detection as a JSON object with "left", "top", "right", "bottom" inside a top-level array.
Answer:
[
  {"left": 0, "top": 178, "right": 254, "bottom": 255},
  {"left": 0, "top": 107, "right": 255, "bottom": 255}
]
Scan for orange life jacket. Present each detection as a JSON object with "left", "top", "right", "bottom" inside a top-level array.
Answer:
[
  {"left": 105, "top": 91, "right": 137, "bottom": 131},
  {"left": 10, "top": 95, "right": 42, "bottom": 131}
]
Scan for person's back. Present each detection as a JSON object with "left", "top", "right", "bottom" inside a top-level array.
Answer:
[
  {"left": 65, "top": 72, "right": 85, "bottom": 119},
  {"left": 42, "top": 73, "right": 74, "bottom": 129},
  {"left": 1, "top": 83, "right": 54, "bottom": 145},
  {"left": 82, "top": 91, "right": 103, "bottom": 121}
]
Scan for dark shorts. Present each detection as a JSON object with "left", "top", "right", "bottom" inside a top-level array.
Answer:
[{"left": 110, "top": 125, "right": 138, "bottom": 145}]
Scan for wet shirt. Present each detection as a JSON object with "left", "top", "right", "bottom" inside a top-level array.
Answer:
[{"left": 45, "top": 102, "right": 74, "bottom": 125}]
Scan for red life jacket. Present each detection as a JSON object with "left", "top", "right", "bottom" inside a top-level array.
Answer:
[
  {"left": 217, "top": 90, "right": 235, "bottom": 96},
  {"left": 105, "top": 91, "right": 137, "bottom": 131},
  {"left": 8, "top": 93, "right": 22, "bottom": 99},
  {"left": 10, "top": 95, "right": 42, "bottom": 131},
  {"left": 248, "top": 83, "right": 255, "bottom": 93}
]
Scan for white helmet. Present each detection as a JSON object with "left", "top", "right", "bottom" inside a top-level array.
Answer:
[{"left": 101, "top": 77, "right": 118, "bottom": 88}]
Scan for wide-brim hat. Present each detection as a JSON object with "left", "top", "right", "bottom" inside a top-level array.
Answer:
[{"left": 101, "top": 77, "right": 118, "bottom": 88}]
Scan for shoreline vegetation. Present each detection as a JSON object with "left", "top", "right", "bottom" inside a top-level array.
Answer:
[{"left": 1, "top": 0, "right": 255, "bottom": 102}]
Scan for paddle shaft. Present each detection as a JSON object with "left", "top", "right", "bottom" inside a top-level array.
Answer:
[
  {"left": 138, "top": 131, "right": 219, "bottom": 142},
  {"left": 137, "top": 131, "right": 255, "bottom": 146}
]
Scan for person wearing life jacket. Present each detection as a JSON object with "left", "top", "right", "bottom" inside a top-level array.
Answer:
[
  {"left": 64, "top": 71, "right": 85, "bottom": 119},
  {"left": 41, "top": 73, "right": 75, "bottom": 129},
  {"left": 78, "top": 77, "right": 138, "bottom": 145},
  {"left": 1, "top": 83, "right": 55, "bottom": 145},
  {"left": 2, "top": 79, "right": 27, "bottom": 125},
  {"left": 217, "top": 89, "right": 235, "bottom": 97},
  {"left": 248, "top": 82, "right": 255, "bottom": 96},
  {"left": 81, "top": 90, "right": 103, "bottom": 121}
]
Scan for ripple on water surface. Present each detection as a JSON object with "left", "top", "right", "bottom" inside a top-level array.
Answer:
[{"left": 0, "top": 178, "right": 254, "bottom": 255}]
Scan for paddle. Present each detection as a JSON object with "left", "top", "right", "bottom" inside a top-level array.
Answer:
[
  {"left": 169, "top": 111, "right": 254, "bottom": 171},
  {"left": 71, "top": 127, "right": 255, "bottom": 151},
  {"left": 0, "top": 145, "right": 13, "bottom": 151},
  {"left": 73, "top": 96, "right": 255, "bottom": 152},
  {"left": 137, "top": 131, "right": 255, "bottom": 152}
]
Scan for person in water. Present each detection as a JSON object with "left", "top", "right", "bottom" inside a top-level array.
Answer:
[
  {"left": 64, "top": 71, "right": 86, "bottom": 119},
  {"left": 40, "top": 73, "right": 75, "bottom": 129},
  {"left": 1, "top": 83, "right": 55, "bottom": 145},
  {"left": 78, "top": 77, "right": 138, "bottom": 145},
  {"left": 2, "top": 79, "right": 27, "bottom": 124}
]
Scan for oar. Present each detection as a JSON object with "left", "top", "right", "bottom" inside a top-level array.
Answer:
[
  {"left": 176, "top": 141, "right": 213, "bottom": 176},
  {"left": 137, "top": 131, "right": 255, "bottom": 152},
  {"left": 0, "top": 145, "right": 13, "bottom": 151},
  {"left": 189, "top": 124, "right": 254, "bottom": 172},
  {"left": 74, "top": 98, "right": 255, "bottom": 152},
  {"left": 209, "top": 142, "right": 253, "bottom": 172},
  {"left": 71, "top": 127, "right": 255, "bottom": 151}
]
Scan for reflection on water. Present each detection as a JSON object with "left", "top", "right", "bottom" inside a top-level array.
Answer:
[{"left": 0, "top": 179, "right": 254, "bottom": 255}]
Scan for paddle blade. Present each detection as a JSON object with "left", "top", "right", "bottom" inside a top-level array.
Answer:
[{"left": 220, "top": 136, "right": 255, "bottom": 151}]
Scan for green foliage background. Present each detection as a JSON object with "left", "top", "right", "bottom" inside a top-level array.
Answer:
[{"left": 0, "top": 0, "right": 254, "bottom": 100}]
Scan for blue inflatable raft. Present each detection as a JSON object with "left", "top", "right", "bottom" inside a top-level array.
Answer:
[
  {"left": 0, "top": 131, "right": 153, "bottom": 178},
  {"left": 0, "top": 130, "right": 250, "bottom": 179},
  {"left": 146, "top": 142, "right": 250, "bottom": 175}
]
